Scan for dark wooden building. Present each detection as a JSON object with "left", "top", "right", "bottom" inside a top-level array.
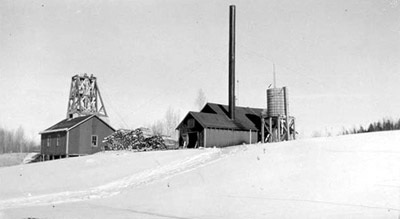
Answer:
[
  {"left": 39, "top": 115, "right": 115, "bottom": 159},
  {"left": 177, "top": 103, "right": 262, "bottom": 148}
]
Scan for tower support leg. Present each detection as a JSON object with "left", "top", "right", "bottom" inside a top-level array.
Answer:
[{"left": 277, "top": 117, "right": 281, "bottom": 142}]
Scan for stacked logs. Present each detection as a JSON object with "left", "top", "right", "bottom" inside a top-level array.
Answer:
[{"left": 103, "top": 128, "right": 166, "bottom": 151}]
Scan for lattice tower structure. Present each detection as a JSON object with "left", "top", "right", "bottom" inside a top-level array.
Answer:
[{"left": 66, "top": 74, "right": 107, "bottom": 119}]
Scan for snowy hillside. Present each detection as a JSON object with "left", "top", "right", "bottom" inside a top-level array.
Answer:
[{"left": 1, "top": 131, "right": 400, "bottom": 218}]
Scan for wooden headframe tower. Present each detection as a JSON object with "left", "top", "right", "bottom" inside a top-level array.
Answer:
[
  {"left": 66, "top": 74, "right": 107, "bottom": 119},
  {"left": 261, "top": 87, "right": 296, "bottom": 142}
]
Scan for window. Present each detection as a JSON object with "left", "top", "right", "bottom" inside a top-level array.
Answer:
[
  {"left": 47, "top": 136, "right": 50, "bottom": 147},
  {"left": 91, "top": 135, "right": 98, "bottom": 147}
]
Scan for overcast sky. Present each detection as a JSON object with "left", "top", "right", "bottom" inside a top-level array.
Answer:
[{"left": 1, "top": 0, "right": 399, "bottom": 142}]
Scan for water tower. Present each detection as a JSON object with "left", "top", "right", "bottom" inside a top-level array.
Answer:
[
  {"left": 66, "top": 73, "right": 108, "bottom": 119},
  {"left": 261, "top": 84, "right": 296, "bottom": 142}
]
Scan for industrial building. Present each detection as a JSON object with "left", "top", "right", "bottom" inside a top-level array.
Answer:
[
  {"left": 177, "top": 103, "right": 262, "bottom": 148},
  {"left": 177, "top": 5, "right": 295, "bottom": 147},
  {"left": 177, "top": 6, "right": 260, "bottom": 148},
  {"left": 40, "top": 74, "right": 114, "bottom": 160}
]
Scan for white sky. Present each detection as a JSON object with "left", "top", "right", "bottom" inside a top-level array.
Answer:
[{"left": 1, "top": 0, "right": 399, "bottom": 142}]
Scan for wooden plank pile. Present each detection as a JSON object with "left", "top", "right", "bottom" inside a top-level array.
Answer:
[{"left": 103, "top": 128, "right": 166, "bottom": 151}]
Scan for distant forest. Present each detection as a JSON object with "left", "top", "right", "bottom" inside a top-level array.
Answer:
[
  {"left": 0, "top": 126, "right": 39, "bottom": 153},
  {"left": 341, "top": 118, "right": 400, "bottom": 135}
]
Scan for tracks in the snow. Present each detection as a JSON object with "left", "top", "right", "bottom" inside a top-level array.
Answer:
[{"left": 0, "top": 147, "right": 242, "bottom": 210}]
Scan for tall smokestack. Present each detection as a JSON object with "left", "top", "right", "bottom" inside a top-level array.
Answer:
[{"left": 229, "top": 5, "right": 236, "bottom": 120}]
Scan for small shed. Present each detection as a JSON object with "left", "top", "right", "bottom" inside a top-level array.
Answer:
[
  {"left": 177, "top": 103, "right": 262, "bottom": 148},
  {"left": 39, "top": 115, "right": 115, "bottom": 160}
]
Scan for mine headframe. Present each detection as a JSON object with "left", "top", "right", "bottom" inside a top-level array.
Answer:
[{"left": 66, "top": 73, "right": 107, "bottom": 119}]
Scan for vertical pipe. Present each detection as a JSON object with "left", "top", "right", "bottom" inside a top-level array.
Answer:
[
  {"left": 229, "top": 5, "right": 236, "bottom": 120},
  {"left": 283, "top": 87, "right": 289, "bottom": 117}
]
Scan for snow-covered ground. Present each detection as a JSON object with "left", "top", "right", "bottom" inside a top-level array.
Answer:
[
  {"left": 0, "top": 153, "right": 30, "bottom": 168},
  {"left": 1, "top": 131, "right": 400, "bottom": 218}
]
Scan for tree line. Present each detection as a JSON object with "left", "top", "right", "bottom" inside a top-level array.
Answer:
[
  {"left": 0, "top": 126, "right": 39, "bottom": 153},
  {"left": 341, "top": 118, "right": 400, "bottom": 135}
]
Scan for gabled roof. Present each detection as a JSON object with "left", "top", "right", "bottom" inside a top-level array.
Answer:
[
  {"left": 40, "top": 115, "right": 114, "bottom": 134},
  {"left": 177, "top": 102, "right": 263, "bottom": 131},
  {"left": 190, "top": 112, "right": 238, "bottom": 130}
]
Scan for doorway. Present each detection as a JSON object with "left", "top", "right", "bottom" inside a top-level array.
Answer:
[{"left": 187, "top": 132, "right": 198, "bottom": 148}]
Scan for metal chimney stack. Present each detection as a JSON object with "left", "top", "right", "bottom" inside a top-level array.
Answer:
[{"left": 228, "top": 5, "right": 236, "bottom": 120}]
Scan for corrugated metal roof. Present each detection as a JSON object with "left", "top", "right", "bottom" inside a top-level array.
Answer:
[{"left": 178, "top": 103, "right": 263, "bottom": 131}]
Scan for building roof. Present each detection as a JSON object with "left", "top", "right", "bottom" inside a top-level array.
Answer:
[
  {"left": 177, "top": 103, "right": 263, "bottom": 131},
  {"left": 189, "top": 112, "right": 237, "bottom": 130},
  {"left": 40, "top": 115, "right": 114, "bottom": 134}
]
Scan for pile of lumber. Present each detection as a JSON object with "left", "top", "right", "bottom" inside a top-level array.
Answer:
[{"left": 103, "top": 128, "right": 166, "bottom": 151}]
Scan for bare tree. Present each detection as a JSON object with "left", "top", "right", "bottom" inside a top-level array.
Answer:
[
  {"left": 149, "top": 107, "right": 180, "bottom": 140},
  {"left": 4, "top": 130, "right": 14, "bottom": 153},
  {"left": 164, "top": 107, "right": 180, "bottom": 139},
  {"left": 15, "top": 126, "right": 26, "bottom": 152},
  {"left": 195, "top": 89, "right": 207, "bottom": 110},
  {"left": 0, "top": 126, "right": 39, "bottom": 154},
  {"left": 150, "top": 120, "right": 164, "bottom": 136}
]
